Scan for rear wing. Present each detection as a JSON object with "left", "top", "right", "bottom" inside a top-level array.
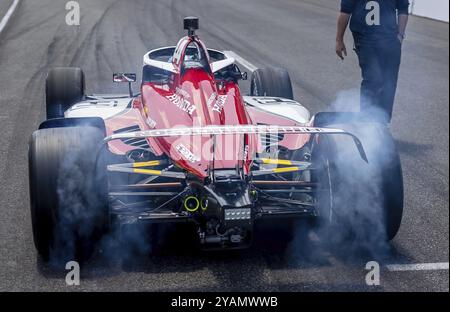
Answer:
[{"left": 104, "top": 125, "right": 368, "bottom": 162}]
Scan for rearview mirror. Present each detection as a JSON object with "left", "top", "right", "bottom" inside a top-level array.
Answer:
[{"left": 113, "top": 73, "right": 137, "bottom": 83}]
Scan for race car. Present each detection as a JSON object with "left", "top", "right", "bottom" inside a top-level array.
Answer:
[{"left": 29, "top": 17, "right": 403, "bottom": 261}]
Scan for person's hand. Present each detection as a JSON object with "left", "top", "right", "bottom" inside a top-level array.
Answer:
[
  {"left": 397, "top": 33, "right": 404, "bottom": 44},
  {"left": 336, "top": 40, "right": 347, "bottom": 60}
]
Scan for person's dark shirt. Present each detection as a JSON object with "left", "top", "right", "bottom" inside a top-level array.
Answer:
[{"left": 341, "top": 0, "right": 409, "bottom": 43}]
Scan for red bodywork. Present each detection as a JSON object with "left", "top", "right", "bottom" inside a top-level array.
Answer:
[{"left": 104, "top": 36, "right": 308, "bottom": 179}]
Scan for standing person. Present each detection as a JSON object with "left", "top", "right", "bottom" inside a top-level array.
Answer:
[{"left": 335, "top": 0, "right": 409, "bottom": 123}]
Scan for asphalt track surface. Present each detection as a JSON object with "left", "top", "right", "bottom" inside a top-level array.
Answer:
[
  {"left": 0, "top": 0, "right": 448, "bottom": 291},
  {"left": 0, "top": 1, "right": 13, "bottom": 23}
]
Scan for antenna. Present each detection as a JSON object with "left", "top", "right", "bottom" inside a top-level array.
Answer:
[{"left": 184, "top": 17, "right": 199, "bottom": 37}]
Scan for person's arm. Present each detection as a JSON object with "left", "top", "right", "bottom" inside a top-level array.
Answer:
[
  {"left": 336, "top": 13, "right": 351, "bottom": 60},
  {"left": 397, "top": 0, "right": 410, "bottom": 43},
  {"left": 397, "top": 14, "right": 409, "bottom": 43},
  {"left": 336, "top": 0, "right": 355, "bottom": 60}
]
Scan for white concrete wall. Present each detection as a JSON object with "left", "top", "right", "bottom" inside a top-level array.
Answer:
[{"left": 410, "top": 0, "right": 449, "bottom": 22}]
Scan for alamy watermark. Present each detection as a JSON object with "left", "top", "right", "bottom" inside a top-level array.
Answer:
[
  {"left": 65, "top": 261, "right": 80, "bottom": 286},
  {"left": 365, "top": 261, "right": 381, "bottom": 286},
  {"left": 65, "top": 1, "right": 80, "bottom": 26},
  {"left": 365, "top": 1, "right": 381, "bottom": 26}
]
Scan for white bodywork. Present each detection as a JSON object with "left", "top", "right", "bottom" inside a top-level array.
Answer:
[
  {"left": 65, "top": 95, "right": 310, "bottom": 126},
  {"left": 143, "top": 51, "right": 177, "bottom": 73},
  {"left": 243, "top": 96, "right": 310, "bottom": 124},
  {"left": 143, "top": 45, "right": 235, "bottom": 74},
  {"left": 210, "top": 57, "right": 235, "bottom": 73},
  {"left": 65, "top": 97, "right": 132, "bottom": 119}
]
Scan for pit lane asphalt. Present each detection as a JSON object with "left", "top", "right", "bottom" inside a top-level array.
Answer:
[{"left": 0, "top": 0, "right": 448, "bottom": 291}]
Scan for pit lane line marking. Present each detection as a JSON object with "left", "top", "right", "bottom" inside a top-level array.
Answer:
[
  {"left": 0, "top": 0, "right": 20, "bottom": 35},
  {"left": 223, "top": 51, "right": 258, "bottom": 72},
  {"left": 386, "top": 262, "right": 449, "bottom": 272}
]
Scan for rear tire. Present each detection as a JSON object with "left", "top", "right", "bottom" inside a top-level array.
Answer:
[
  {"left": 250, "top": 67, "right": 294, "bottom": 100},
  {"left": 312, "top": 122, "right": 403, "bottom": 243},
  {"left": 29, "top": 126, "right": 108, "bottom": 262},
  {"left": 46, "top": 67, "right": 85, "bottom": 119}
]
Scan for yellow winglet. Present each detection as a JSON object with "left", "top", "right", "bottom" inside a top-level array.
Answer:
[
  {"left": 132, "top": 160, "right": 161, "bottom": 168},
  {"left": 133, "top": 169, "right": 162, "bottom": 175},
  {"left": 272, "top": 167, "right": 300, "bottom": 174},
  {"left": 260, "top": 158, "right": 293, "bottom": 166}
]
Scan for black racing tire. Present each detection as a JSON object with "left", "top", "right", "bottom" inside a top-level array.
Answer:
[
  {"left": 46, "top": 67, "right": 85, "bottom": 120},
  {"left": 29, "top": 126, "right": 108, "bottom": 263},
  {"left": 250, "top": 67, "right": 294, "bottom": 100},
  {"left": 312, "top": 122, "right": 403, "bottom": 243}
]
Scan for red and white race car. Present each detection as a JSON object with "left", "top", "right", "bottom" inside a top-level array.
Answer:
[{"left": 29, "top": 17, "right": 403, "bottom": 261}]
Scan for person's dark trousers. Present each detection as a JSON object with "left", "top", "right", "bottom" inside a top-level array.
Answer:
[{"left": 354, "top": 37, "right": 402, "bottom": 123}]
